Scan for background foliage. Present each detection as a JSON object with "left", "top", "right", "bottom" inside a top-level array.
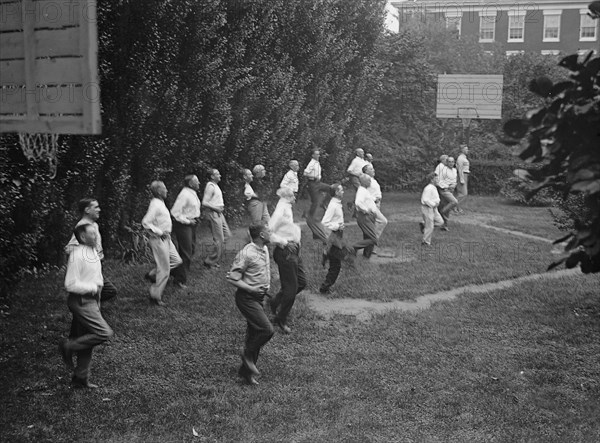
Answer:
[{"left": 0, "top": 0, "right": 386, "bottom": 294}]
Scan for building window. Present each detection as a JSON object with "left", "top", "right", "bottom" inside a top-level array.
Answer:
[
  {"left": 446, "top": 16, "right": 461, "bottom": 37},
  {"left": 541, "top": 50, "right": 560, "bottom": 56},
  {"left": 508, "top": 14, "right": 525, "bottom": 42},
  {"left": 479, "top": 14, "right": 496, "bottom": 42},
  {"left": 580, "top": 13, "right": 597, "bottom": 41},
  {"left": 506, "top": 50, "right": 524, "bottom": 57},
  {"left": 543, "top": 14, "right": 561, "bottom": 42}
]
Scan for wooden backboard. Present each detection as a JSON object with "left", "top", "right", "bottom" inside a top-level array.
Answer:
[
  {"left": 436, "top": 74, "right": 503, "bottom": 120},
  {"left": 0, "top": 0, "right": 101, "bottom": 134}
]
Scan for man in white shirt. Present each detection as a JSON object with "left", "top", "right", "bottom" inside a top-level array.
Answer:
[
  {"left": 249, "top": 164, "right": 270, "bottom": 224},
  {"left": 59, "top": 223, "right": 114, "bottom": 389},
  {"left": 319, "top": 183, "right": 351, "bottom": 293},
  {"left": 437, "top": 157, "right": 458, "bottom": 229},
  {"left": 420, "top": 172, "right": 445, "bottom": 246},
  {"left": 268, "top": 187, "right": 307, "bottom": 334},
  {"left": 302, "top": 149, "right": 330, "bottom": 218},
  {"left": 202, "top": 169, "right": 231, "bottom": 269},
  {"left": 346, "top": 148, "right": 368, "bottom": 190},
  {"left": 352, "top": 174, "right": 379, "bottom": 259},
  {"left": 65, "top": 198, "right": 117, "bottom": 302},
  {"left": 363, "top": 164, "right": 388, "bottom": 239},
  {"left": 142, "top": 181, "right": 183, "bottom": 306},
  {"left": 455, "top": 145, "right": 470, "bottom": 212},
  {"left": 280, "top": 159, "right": 300, "bottom": 195},
  {"left": 170, "top": 174, "right": 201, "bottom": 289}
]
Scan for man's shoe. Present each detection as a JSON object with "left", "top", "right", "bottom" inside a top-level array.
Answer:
[
  {"left": 276, "top": 322, "right": 292, "bottom": 334},
  {"left": 144, "top": 272, "right": 156, "bottom": 283},
  {"left": 441, "top": 225, "right": 449, "bottom": 232},
  {"left": 419, "top": 222, "right": 425, "bottom": 233},
  {"left": 175, "top": 282, "right": 187, "bottom": 289},
  {"left": 149, "top": 298, "right": 167, "bottom": 307},
  {"left": 241, "top": 352, "right": 260, "bottom": 375},
  {"left": 421, "top": 241, "right": 431, "bottom": 247},
  {"left": 243, "top": 375, "right": 259, "bottom": 386},
  {"left": 71, "top": 376, "right": 98, "bottom": 389},
  {"left": 59, "top": 340, "right": 73, "bottom": 370}
]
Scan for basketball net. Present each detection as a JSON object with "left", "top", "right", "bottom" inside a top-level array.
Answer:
[{"left": 18, "top": 133, "right": 59, "bottom": 179}]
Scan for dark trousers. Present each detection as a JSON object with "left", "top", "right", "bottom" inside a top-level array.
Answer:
[
  {"left": 100, "top": 279, "right": 117, "bottom": 302},
  {"left": 321, "top": 232, "right": 344, "bottom": 291},
  {"left": 307, "top": 180, "right": 330, "bottom": 218},
  {"left": 67, "top": 293, "right": 114, "bottom": 380},
  {"left": 271, "top": 246, "right": 307, "bottom": 325},
  {"left": 171, "top": 221, "right": 196, "bottom": 284},
  {"left": 235, "top": 289, "right": 274, "bottom": 377},
  {"left": 354, "top": 211, "right": 378, "bottom": 258},
  {"left": 306, "top": 216, "right": 328, "bottom": 244}
]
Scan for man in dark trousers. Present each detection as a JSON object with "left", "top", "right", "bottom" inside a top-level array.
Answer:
[
  {"left": 226, "top": 223, "right": 274, "bottom": 386},
  {"left": 170, "top": 174, "right": 201, "bottom": 289},
  {"left": 59, "top": 223, "right": 114, "bottom": 388},
  {"left": 65, "top": 198, "right": 117, "bottom": 303}
]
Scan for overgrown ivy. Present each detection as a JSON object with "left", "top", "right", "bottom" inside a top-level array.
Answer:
[{"left": 503, "top": 1, "right": 600, "bottom": 273}]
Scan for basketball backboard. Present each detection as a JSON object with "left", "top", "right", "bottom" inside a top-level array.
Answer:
[
  {"left": 436, "top": 74, "right": 503, "bottom": 120},
  {"left": 0, "top": 0, "right": 101, "bottom": 134}
]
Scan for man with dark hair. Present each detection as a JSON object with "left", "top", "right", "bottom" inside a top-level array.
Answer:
[
  {"left": 170, "top": 174, "right": 201, "bottom": 289},
  {"left": 59, "top": 223, "right": 114, "bottom": 389},
  {"left": 65, "top": 198, "right": 117, "bottom": 302},
  {"left": 268, "top": 187, "right": 307, "bottom": 334},
  {"left": 319, "top": 183, "right": 352, "bottom": 293},
  {"left": 226, "top": 223, "right": 273, "bottom": 386},
  {"left": 142, "top": 181, "right": 183, "bottom": 306},
  {"left": 202, "top": 169, "right": 231, "bottom": 269}
]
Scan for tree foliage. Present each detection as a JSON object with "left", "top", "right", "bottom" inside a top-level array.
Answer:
[
  {"left": 0, "top": 0, "right": 386, "bottom": 294},
  {"left": 503, "top": 4, "right": 600, "bottom": 273}
]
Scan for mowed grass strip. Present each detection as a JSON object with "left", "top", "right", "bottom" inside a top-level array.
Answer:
[
  {"left": 1, "top": 264, "right": 599, "bottom": 442},
  {"left": 299, "top": 220, "right": 555, "bottom": 300}
]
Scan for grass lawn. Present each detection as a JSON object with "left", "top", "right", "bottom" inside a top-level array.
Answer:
[{"left": 1, "top": 193, "right": 599, "bottom": 442}]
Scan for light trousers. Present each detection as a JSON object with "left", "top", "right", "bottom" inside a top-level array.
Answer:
[
  {"left": 148, "top": 235, "right": 182, "bottom": 301},
  {"left": 421, "top": 205, "right": 444, "bottom": 245}
]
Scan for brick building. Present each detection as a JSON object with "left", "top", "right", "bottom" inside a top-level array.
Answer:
[{"left": 391, "top": 0, "right": 599, "bottom": 56}]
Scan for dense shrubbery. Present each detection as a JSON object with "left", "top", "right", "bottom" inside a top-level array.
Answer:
[
  {"left": 499, "top": 176, "right": 555, "bottom": 207},
  {"left": 0, "top": 0, "right": 387, "bottom": 295}
]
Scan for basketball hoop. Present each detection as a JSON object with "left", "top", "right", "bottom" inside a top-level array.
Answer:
[
  {"left": 457, "top": 107, "right": 479, "bottom": 129},
  {"left": 18, "top": 133, "right": 59, "bottom": 179}
]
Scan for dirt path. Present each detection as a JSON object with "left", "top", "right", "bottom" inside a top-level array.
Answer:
[{"left": 302, "top": 268, "right": 581, "bottom": 321}]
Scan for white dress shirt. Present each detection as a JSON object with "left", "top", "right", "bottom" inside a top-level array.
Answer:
[
  {"left": 203, "top": 181, "right": 224, "bottom": 208},
  {"left": 456, "top": 154, "right": 470, "bottom": 183},
  {"left": 303, "top": 159, "right": 322, "bottom": 181},
  {"left": 142, "top": 198, "right": 172, "bottom": 237},
  {"left": 65, "top": 220, "right": 104, "bottom": 259},
  {"left": 244, "top": 183, "right": 257, "bottom": 200},
  {"left": 347, "top": 156, "right": 368, "bottom": 176},
  {"left": 280, "top": 170, "right": 299, "bottom": 192},
  {"left": 355, "top": 187, "right": 378, "bottom": 214},
  {"left": 269, "top": 199, "right": 301, "bottom": 245},
  {"left": 171, "top": 187, "right": 201, "bottom": 224},
  {"left": 65, "top": 245, "right": 103, "bottom": 294},
  {"left": 437, "top": 166, "right": 457, "bottom": 189},
  {"left": 321, "top": 198, "right": 344, "bottom": 231},
  {"left": 367, "top": 178, "right": 382, "bottom": 202},
  {"left": 421, "top": 183, "right": 440, "bottom": 208}
]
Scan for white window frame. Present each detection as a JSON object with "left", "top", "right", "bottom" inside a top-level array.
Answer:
[
  {"left": 580, "top": 11, "right": 597, "bottom": 41},
  {"left": 541, "top": 50, "right": 560, "bottom": 56},
  {"left": 445, "top": 12, "right": 462, "bottom": 37},
  {"left": 506, "top": 50, "right": 524, "bottom": 57},
  {"left": 508, "top": 12, "right": 525, "bottom": 43},
  {"left": 479, "top": 11, "right": 496, "bottom": 43},
  {"left": 542, "top": 10, "right": 561, "bottom": 42}
]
